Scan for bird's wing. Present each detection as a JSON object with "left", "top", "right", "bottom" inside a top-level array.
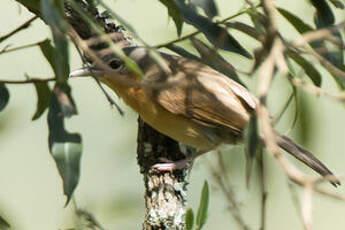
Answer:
[{"left": 149, "top": 56, "right": 258, "bottom": 133}]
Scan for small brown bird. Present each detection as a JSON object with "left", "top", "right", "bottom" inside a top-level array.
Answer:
[{"left": 70, "top": 46, "right": 339, "bottom": 185}]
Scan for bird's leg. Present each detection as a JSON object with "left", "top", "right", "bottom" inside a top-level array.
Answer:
[{"left": 152, "top": 150, "right": 208, "bottom": 171}]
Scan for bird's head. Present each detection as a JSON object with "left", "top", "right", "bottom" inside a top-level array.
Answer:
[{"left": 69, "top": 46, "right": 155, "bottom": 83}]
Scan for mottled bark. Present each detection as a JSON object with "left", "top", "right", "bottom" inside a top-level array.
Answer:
[{"left": 137, "top": 118, "right": 188, "bottom": 230}]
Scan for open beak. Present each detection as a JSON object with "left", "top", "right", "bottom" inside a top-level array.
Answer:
[{"left": 69, "top": 67, "right": 104, "bottom": 78}]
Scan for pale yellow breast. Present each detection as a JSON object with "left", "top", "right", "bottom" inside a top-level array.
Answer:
[{"left": 116, "top": 85, "right": 216, "bottom": 150}]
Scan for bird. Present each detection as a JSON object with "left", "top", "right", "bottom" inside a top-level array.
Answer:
[{"left": 70, "top": 45, "right": 339, "bottom": 186}]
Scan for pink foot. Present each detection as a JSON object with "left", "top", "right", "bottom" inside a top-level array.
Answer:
[{"left": 152, "top": 158, "right": 191, "bottom": 172}]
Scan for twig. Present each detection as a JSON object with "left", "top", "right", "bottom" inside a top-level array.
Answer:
[
  {"left": 0, "top": 77, "right": 55, "bottom": 84},
  {"left": 0, "top": 15, "right": 38, "bottom": 43},
  {"left": 292, "top": 21, "right": 345, "bottom": 47},
  {"left": 208, "top": 154, "right": 250, "bottom": 230},
  {"left": 298, "top": 47, "right": 345, "bottom": 80},
  {"left": 257, "top": 150, "right": 267, "bottom": 230},
  {"left": 154, "top": 3, "right": 262, "bottom": 49},
  {"left": 301, "top": 185, "right": 312, "bottom": 230},
  {"left": 0, "top": 41, "right": 44, "bottom": 55},
  {"left": 289, "top": 76, "right": 345, "bottom": 102}
]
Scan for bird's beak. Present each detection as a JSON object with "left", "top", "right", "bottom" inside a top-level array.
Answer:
[{"left": 69, "top": 67, "right": 104, "bottom": 78}]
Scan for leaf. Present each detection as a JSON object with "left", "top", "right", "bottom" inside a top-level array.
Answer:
[
  {"left": 190, "top": 0, "right": 218, "bottom": 18},
  {"left": 48, "top": 84, "right": 81, "bottom": 206},
  {"left": 53, "top": 83, "right": 77, "bottom": 117},
  {"left": 32, "top": 82, "right": 51, "bottom": 120},
  {"left": 247, "top": 10, "right": 266, "bottom": 35},
  {"left": 287, "top": 51, "right": 322, "bottom": 87},
  {"left": 39, "top": 39, "right": 56, "bottom": 73},
  {"left": 310, "top": 0, "right": 335, "bottom": 28},
  {"left": 176, "top": 1, "right": 251, "bottom": 58},
  {"left": 0, "top": 215, "right": 10, "bottom": 230},
  {"left": 244, "top": 114, "right": 259, "bottom": 187},
  {"left": 185, "top": 208, "right": 194, "bottom": 230},
  {"left": 329, "top": 0, "right": 345, "bottom": 9},
  {"left": 190, "top": 38, "right": 244, "bottom": 85},
  {"left": 158, "top": 0, "right": 184, "bottom": 36},
  {"left": 165, "top": 44, "right": 202, "bottom": 62},
  {"left": 225, "top": 21, "right": 263, "bottom": 42},
  {"left": 277, "top": 8, "right": 314, "bottom": 34},
  {"left": 0, "top": 83, "right": 9, "bottom": 112},
  {"left": 41, "top": 0, "right": 70, "bottom": 83},
  {"left": 196, "top": 181, "right": 209, "bottom": 230}
]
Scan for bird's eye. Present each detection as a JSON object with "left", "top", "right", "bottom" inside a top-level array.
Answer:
[{"left": 109, "top": 59, "right": 123, "bottom": 70}]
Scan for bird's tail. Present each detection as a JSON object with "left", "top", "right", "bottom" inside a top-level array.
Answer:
[{"left": 276, "top": 134, "right": 340, "bottom": 186}]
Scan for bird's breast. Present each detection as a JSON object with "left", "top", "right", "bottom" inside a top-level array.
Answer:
[{"left": 118, "top": 86, "right": 218, "bottom": 150}]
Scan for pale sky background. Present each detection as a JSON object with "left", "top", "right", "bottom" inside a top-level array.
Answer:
[{"left": 0, "top": 0, "right": 344, "bottom": 229}]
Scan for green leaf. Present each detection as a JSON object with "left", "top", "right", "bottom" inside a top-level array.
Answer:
[
  {"left": 277, "top": 8, "right": 313, "bottom": 34},
  {"left": 329, "top": 0, "right": 345, "bottom": 9},
  {"left": 0, "top": 83, "right": 9, "bottom": 112},
  {"left": 54, "top": 83, "right": 77, "bottom": 117},
  {"left": 310, "top": 0, "right": 335, "bottom": 28},
  {"left": 158, "top": 0, "right": 184, "bottom": 36},
  {"left": 32, "top": 82, "right": 51, "bottom": 120},
  {"left": 48, "top": 84, "right": 81, "bottom": 206},
  {"left": 190, "top": 38, "right": 244, "bottom": 85},
  {"left": 185, "top": 208, "right": 194, "bottom": 230},
  {"left": 196, "top": 181, "right": 209, "bottom": 230},
  {"left": 14, "top": 0, "right": 41, "bottom": 16},
  {"left": 247, "top": 10, "right": 266, "bottom": 35},
  {"left": 41, "top": 0, "right": 70, "bottom": 83},
  {"left": 39, "top": 39, "right": 56, "bottom": 73},
  {"left": 296, "top": 90, "right": 313, "bottom": 146},
  {"left": 287, "top": 51, "right": 322, "bottom": 87},
  {"left": 246, "top": 115, "right": 259, "bottom": 159},
  {"left": 165, "top": 44, "right": 202, "bottom": 62},
  {"left": 0, "top": 215, "right": 10, "bottom": 230},
  {"left": 225, "top": 21, "right": 262, "bottom": 42},
  {"left": 244, "top": 114, "right": 259, "bottom": 187},
  {"left": 176, "top": 1, "right": 252, "bottom": 58},
  {"left": 191, "top": 0, "right": 218, "bottom": 18}
]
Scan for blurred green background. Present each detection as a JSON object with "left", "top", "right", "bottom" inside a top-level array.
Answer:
[{"left": 0, "top": 0, "right": 344, "bottom": 229}]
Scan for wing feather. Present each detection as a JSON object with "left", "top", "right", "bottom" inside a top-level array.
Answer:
[{"left": 146, "top": 55, "right": 258, "bottom": 133}]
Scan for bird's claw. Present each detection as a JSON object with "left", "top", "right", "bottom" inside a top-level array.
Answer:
[{"left": 152, "top": 158, "right": 191, "bottom": 172}]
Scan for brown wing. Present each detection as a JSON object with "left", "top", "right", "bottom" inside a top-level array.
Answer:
[{"left": 147, "top": 55, "right": 258, "bottom": 133}]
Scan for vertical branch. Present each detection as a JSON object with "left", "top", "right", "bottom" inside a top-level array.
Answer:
[
  {"left": 257, "top": 150, "right": 267, "bottom": 230},
  {"left": 137, "top": 118, "right": 188, "bottom": 230}
]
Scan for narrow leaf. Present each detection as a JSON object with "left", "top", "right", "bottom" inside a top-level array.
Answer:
[
  {"left": 165, "top": 44, "right": 202, "bottom": 62},
  {"left": 54, "top": 84, "right": 77, "bottom": 117},
  {"left": 0, "top": 215, "right": 10, "bottom": 230},
  {"left": 176, "top": 1, "right": 251, "bottom": 58},
  {"left": 41, "top": 0, "right": 70, "bottom": 83},
  {"left": 185, "top": 208, "right": 194, "bottom": 230},
  {"left": 287, "top": 51, "right": 322, "bottom": 87},
  {"left": 247, "top": 10, "right": 266, "bottom": 35},
  {"left": 158, "top": 0, "right": 184, "bottom": 36},
  {"left": 329, "top": 0, "right": 345, "bottom": 9},
  {"left": 48, "top": 84, "right": 81, "bottom": 206},
  {"left": 32, "top": 82, "right": 51, "bottom": 120},
  {"left": 190, "top": 38, "right": 244, "bottom": 85},
  {"left": 225, "top": 21, "right": 263, "bottom": 42},
  {"left": 246, "top": 115, "right": 259, "bottom": 160},
  {"left": 39, "top": 39, "right": 56, "bottom": 72},
  {"left": 196, "top": 181, "right": 209, "bottom": 230},
  {"left": 0, "top": 83, "right": 9, "bottom": 112},
  {"left": 277, "top": 8, "right": 313, "bottom": 34},
  {"left": 310, "top": 0, "right": 335, "bottom": 28},
  {"left": 191, "top": 0, "right": 218, "bottom": 18},
  {"left": 244, "top": 114, "right": 259, "bottom": 187}
]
